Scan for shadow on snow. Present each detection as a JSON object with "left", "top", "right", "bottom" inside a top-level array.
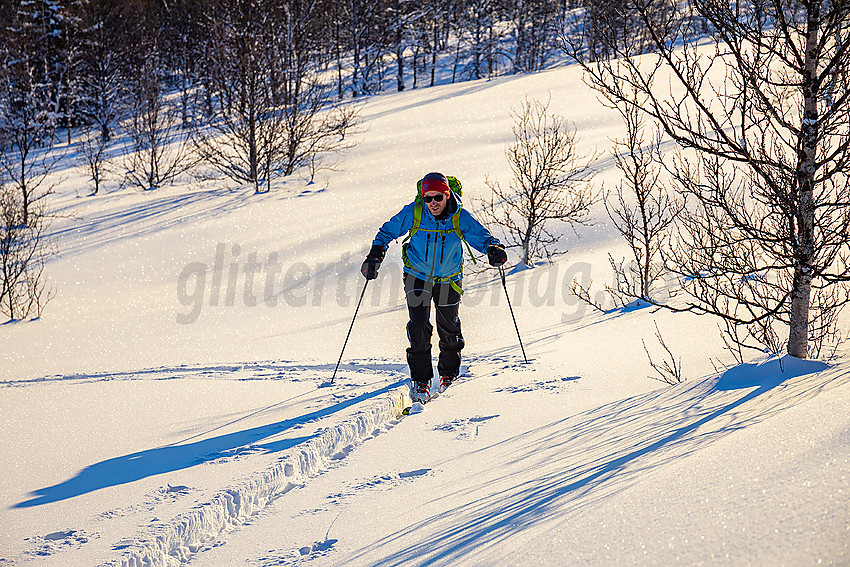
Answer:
[
  {"left": 13, "top": 379, "right": 406, "bottom": 508},
  {"left": 349, "top": 356, "right": 841, "bottom": 566},
  {"left": 2, "top": 360, "right": 407, "bottom": 388}
]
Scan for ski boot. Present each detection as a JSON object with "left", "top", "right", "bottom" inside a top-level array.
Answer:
[{"left": 411, "top": 380, "right": 431, "bottom": 404}]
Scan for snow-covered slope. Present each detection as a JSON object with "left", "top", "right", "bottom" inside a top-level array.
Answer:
[
  {"left": 1, "top": 61, "right": 847, "bottom": 566},
  {"left": 171, "top": 354, "right": 848, "bottom": 567}
]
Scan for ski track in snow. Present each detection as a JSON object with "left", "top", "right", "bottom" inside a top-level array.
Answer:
[
  {"left": 104, "top": 360, "right": 490, "bottom": 566},
  {"left": 110, "top": 374, "right": 414, "bottom": 567}
]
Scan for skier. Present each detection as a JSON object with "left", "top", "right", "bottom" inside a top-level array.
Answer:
[{"left": 361, "top": 172, "right": 507, "bottom": 403}]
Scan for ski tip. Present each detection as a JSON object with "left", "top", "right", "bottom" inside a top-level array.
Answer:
[{"left": 405, "top": 402, "right": 426, "bottom": 415}]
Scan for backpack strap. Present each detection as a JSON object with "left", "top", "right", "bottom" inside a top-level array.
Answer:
[
  {"left": 409, "top": 196, "right": 424, "bottom": 238},
  {"left": 452, "top": 210, "right": 477, "bottom": 265},
  {"left": 400, "top": 197, "right": 423, "bottom": 270}
]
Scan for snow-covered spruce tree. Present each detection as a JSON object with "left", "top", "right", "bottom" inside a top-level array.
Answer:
[
  {"left": 565, "top": 1, "right": 850, "bottom": 359},
  {"left": 479, "top": 96, "right": 597, "bottom": 267}
]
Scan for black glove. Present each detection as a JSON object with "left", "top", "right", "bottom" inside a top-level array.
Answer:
[
  {"left": 361, "top": 245, "right": 385, "bottom": 280},
  {"left": 487, "top": 243, "right": 507, "bottom": 267}
]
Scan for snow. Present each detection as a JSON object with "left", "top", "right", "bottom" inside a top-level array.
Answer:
[{"left": 1, "top": 56, "right": 848, "bottom": 566}]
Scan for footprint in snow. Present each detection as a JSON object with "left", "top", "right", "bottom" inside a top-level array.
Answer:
[
  {"left": 493, "top": 376, "right": 579, "bottom": 393},
  {"left": 24, "top": 529, "right": 95, "bottom": 558},
  {"left": 255, "top": 539, "right": 338, "bottom": 566},
  {"left": 113, "top": 538, "right": 136, "bottom": 551},
  {"left": 434, "top": 415, "right": 499, "bottom": 439},
  {"left": 299, "top": 538, "right": 338, "bottom": 556},
  {"left": 44, "top": 530, "right": 76, "bottom": 541},
  {"left": 326, "top": 469, "right": 432, "bottom": 503}
]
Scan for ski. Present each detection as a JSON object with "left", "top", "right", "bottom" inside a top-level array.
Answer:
[
  {"left": 401, "top": 365, "right": 469, "bottom": 415},
  {"left": 402, "top": 401, "right": 428, "bottom": 415}
]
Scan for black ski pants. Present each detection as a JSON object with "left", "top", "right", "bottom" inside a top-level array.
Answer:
[{"left": 404, "top": 273, "right": 464, "bottom": 385}]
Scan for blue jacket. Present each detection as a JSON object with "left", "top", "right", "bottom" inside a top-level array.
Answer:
[{"left": 372, "top": 194, "right": 499, "bottom": 282}]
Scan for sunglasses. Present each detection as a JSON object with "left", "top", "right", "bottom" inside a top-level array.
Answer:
[{"left": 423, "top": 194, "right": 445, "bottom": 203}]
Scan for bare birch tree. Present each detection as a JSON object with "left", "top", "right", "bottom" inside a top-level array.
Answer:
[
  {"left": 0, "top": 181, "right": 52, "bottom": 321},
  {"left": 194, "top": 0, "right": 357, "bottom": 192},
  {"left": 566, "top": 1, "right": 850, "bottom": 359},
  {"left": 124, "top": 52, "right": 193, "bottom": 191},
  {"left": 0, "top": 23, "right": 60, "bottom": 227},
  {"left": 479, "top": 96, "right": 597, "bottom": 267},
  {"left": 605, "top": 102, "right": 683, "bottom": 304},
  {"left": 77, "top": 126, "right": 110, "bottom": 195}
]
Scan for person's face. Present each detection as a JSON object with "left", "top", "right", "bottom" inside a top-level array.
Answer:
[{"left": 424, "top": 191, "right": 448, "bottom": 216}]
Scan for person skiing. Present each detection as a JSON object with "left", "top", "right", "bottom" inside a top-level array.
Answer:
[{"left": 361, "top": 172, "right": 507, "bottom": 404}]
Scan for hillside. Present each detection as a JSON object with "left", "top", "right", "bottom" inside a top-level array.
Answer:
[{"left": 1, "top": 59, "right": 848, "bottom": 566}]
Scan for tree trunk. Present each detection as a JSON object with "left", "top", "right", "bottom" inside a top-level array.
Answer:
[
  {"left": 788, "top": 4, "right": 820, "bottom": 359},
  {"left": 352, "top": 8, "right": 361, "bottom": 97},
  {"left": 522, "top": 223, "right": 534, "bottom": 267},
  {"left": 395, "top": 0, "right": 405, "bottom": 92},
  {"left": 21, "top": 155, "right": 30, "bottom": 227},
  {"left": 335, "top": 20, "right": 343, "bottom": 99},
  {"left": 452, "top": 40, "right": 461, "bottom": 83},
  {"left": 413, "top": 48, "right": 418, "bottom": 88},
  {"left": 430, "top": 19, "right": 437, "bottom": 87},
  {"left": 248, "top": 98, "right": 258, "bottom": 191},
  {"left": 396, "top": 39, "right": 405, "bottom": 91},
  {"left": 515, "top": 0, "right": 525, "bottom": 73}
]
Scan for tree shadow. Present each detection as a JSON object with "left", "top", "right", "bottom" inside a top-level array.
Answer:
[
  {"left": 347, "top": 356, "right": 845, "bottom": 566},
  {"left": 13, "top": 379, "right": 406, "bottom": 508}
]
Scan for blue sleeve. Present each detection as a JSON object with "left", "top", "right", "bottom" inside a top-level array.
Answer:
[
  {"left": 459, "top": 209, "right": 499, "bottom": 254},
  {"left": 372, "top": 204, "right": 414, "bottom": 249}
]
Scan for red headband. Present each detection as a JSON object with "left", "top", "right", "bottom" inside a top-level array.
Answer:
[{"left": 421, "top": 173, "right": 450, "bottom": 195}]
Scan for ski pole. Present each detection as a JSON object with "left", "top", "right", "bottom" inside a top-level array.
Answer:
[
  {"left": 328, "top": 278, "right": 369, "bottom": 385},
  {"left": 500, "top": 266, "right": 528, "bottom": 364}
]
